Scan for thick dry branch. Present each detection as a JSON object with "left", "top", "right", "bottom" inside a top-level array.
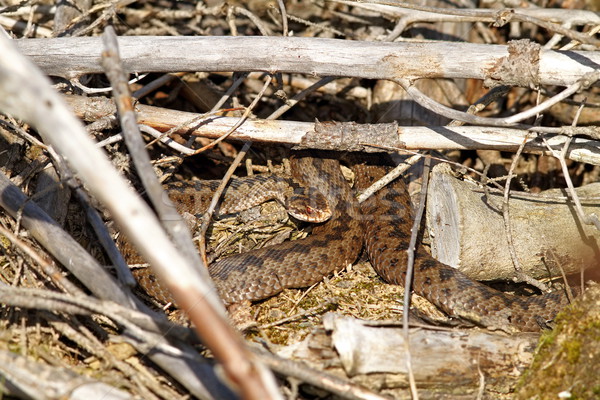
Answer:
[
  {"left": 0, "top": 31, "right": 253, "bottom": 400},
  {"left": 426, "top": 163, "right": 600, "bottom": 281},
  {"left": 14, "top": 36, "right": 600, "bottom": 87},
  {"left": 64, "top": 95, "right": 600, "bottom": 165},
  {"left": 288, "top": 313, "right": 540, "bottom": 393}
]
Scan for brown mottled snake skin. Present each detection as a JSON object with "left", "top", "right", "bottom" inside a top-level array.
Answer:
[{"left": 133, "top": 152, "right": 570, "bottom": 332}]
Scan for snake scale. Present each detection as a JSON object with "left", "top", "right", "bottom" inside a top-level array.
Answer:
[{"left": 131, "top": 152, "right": 570, "bottom": 332}]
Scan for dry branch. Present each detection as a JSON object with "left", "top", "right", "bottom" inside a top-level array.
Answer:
[
  {"left": 0, "top": 29, "right": 271, "bottom": 400},
  {"left": 284, "top": 313, "right": 540, "bottom": 394},
  {"left": 349, "top": 4, "right": 600, "bottom": 27},
  {"left": 344, "top": 3, "right": 600, "bottom": 46},
  {"left": 0, "top": 171, "right": 135, "bottom": 306},
  {"left": 0, "top": 348, "right": 132, "bottom": 400},
  {"left": 14, "top": 36, "right": 600, "bottom": 87},
  {"left": 63, "top": 94, "right": 600, "bottom": 164}
]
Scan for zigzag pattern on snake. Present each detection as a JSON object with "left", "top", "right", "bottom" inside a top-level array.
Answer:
[{"left": 131, "top": 152, "right": 571, "bottom": 332}]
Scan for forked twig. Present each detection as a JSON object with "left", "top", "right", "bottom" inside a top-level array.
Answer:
[{"left": 394, "top": 70, "right": 600, "bottom": 127}]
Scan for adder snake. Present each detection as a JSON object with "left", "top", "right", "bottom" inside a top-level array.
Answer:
[{"left": 132, "top": 152, "right": 571, "bottom": 332}]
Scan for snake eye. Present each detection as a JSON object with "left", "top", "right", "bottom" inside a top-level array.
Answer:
[{"left": 286, "top": 191, "right": 332, "bottom": 223}]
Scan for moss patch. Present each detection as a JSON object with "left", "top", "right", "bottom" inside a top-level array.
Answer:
[{"left": 515, "top": 284, "right": 600, "bottom": 399}]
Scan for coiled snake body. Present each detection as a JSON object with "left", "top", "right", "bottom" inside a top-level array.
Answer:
[{"left": 134, "top": 152, "right": 569, "bottom": 332}]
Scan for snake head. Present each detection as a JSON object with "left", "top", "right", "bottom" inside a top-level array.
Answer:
[{"left": 286, "top": 190, "right": 332, "bottom": 223}]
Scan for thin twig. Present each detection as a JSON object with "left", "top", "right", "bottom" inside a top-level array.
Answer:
[
  {"left": 276, "top": 0, "right": 288, "bottom": 36},
  {"left": 70, "top": 73, "right": 148, "bottom": 94},
  {"left": 258, "top": 299, "right": 336, "bottom": 329},
  {"left": 211, "top": 73, "right": 248, "bottom": 112},
  {"left": 502, "top": 133, "right": 548, "bottom": 291},
  {"left": 268, "top": 76, "right": 335, "bottom": 120},
  {"left": 138, "top": 125, "right": 196, "bottom": 155},
  {"left": 402, "top": 155, "right": 430, "bottom": 400},
  {"left": 335, "top": 0, "right": 600, "bottom": 46},
  {"left": 540, "top": 101, "right": 600, "bottom": 231},
  {"left": 0, "top": 224, "right": 83, "bottom": 296},
  {"left": 448, "top": 86, "right": 511, "bottom": 127},
  {"left": 560, "top": 24, "right": 600, "bottom": 51},
  {"left": 394, "top": 70, "right": 600, "bottom": 127},
  {"left": 546, "top": 249, "right": 576, "bottom": 304},
  {"left": 231, "top": 6, "right": 273, "bottom": 36},
  {"left": 144, "top": 107, "right": 243, "bottom": 149},
  {"left": 198, "top": 141, "right": 252, "bottom": 265},
  {"left": 476, "top": 356, "right": 485, "bottom": 400},
  {"left": 357, "top": 154, "right": 422, "bottom": 203},
  {"left": 285, "top": 13, "right": 347, "bottom": 37},
  {"left": 362, "top": 143, "right": 514, "bottom": 193},
  {"left": 132, "top": 72, "right": 185, "bottom": 99},
  {"left": 197, "top": 76, "right": 274, "bottom": 264},
  {"left": 191, "top": 75, "right": 272, "bottom": 154}
]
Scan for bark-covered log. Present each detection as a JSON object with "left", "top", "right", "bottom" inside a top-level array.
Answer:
[{"left": 426, "top": 163, "right": 600, "bottom": 281}]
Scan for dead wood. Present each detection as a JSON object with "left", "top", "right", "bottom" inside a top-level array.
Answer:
[
  {"left": 14, "top": 36, "right": 600, "bottom": 86},
  {"left": 63, "top": 94, "right": 600, "bottom": 164},
  {"left": 0, "top": 348, "right": 132, "bottom": 400},
  {"left": 426, "top": 163, "right": 600, "bottom": 281},
  {"left": 280, "top": 313, "right": 539, "bottom": 397}
]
